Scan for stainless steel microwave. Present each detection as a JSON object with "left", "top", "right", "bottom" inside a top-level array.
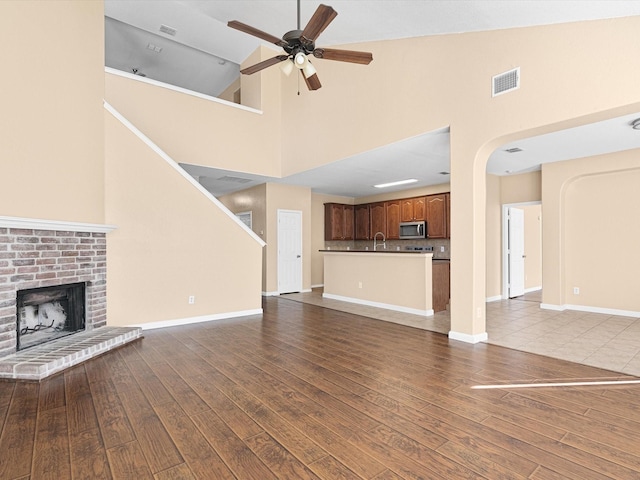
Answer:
[{"left": 399, "top": 221, "right": 427, "bottom": 239}]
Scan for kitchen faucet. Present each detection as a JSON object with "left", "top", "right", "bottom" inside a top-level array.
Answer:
[{"left": 373, "top": 231, "right": 386, "bottom": 251}]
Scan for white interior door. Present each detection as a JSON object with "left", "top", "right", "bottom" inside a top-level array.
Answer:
[
  {"left": 508, "top": 207, "right": 525, "bottom": 298},
  {"left": 277, "top": 210, "right": 302, "bottom": 294}
]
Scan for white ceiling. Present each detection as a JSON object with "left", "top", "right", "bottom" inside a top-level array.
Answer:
[{"left": 105, "top": 0, "right": 640, "bottom": 197}]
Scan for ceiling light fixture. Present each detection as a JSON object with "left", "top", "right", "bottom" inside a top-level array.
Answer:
[
  {"left": 631, "top": 118, "right": 640, "bottom": 130},
  {"left": 374, "top": 179, "right": 418, "bottom": 189}
]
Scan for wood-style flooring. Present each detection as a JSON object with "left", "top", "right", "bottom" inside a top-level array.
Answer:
[{"left": 1, "top": 296, "right": 640, "bottom": 479}]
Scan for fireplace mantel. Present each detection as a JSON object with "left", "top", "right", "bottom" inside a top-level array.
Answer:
[{"left": 0, "top": 216, "right": 116, "bottom": 233}]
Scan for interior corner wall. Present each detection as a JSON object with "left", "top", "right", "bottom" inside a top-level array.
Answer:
[
  {"left": 218, "top": 184, "right": 268, "bottom": 290},
  {"left": 542, "top": 149, "right": 640, "bottom": 311},
  {"left": 1, "top": 1, "right": 105, "bottom": 223},
  {"left": 104, "top": 111, "right": 263, "bottom": 326}
]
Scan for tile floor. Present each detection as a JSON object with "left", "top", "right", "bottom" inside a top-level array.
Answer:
[{"left": 283, "top": 288, "right": 640, "bottom": 377}]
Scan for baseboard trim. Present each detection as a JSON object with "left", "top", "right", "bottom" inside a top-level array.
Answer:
[
  {"left": 311, "top": 284, "right": 324, "bottom": 289},
  {"left": 486, "top": 295, "right": 503, "bottom": 303},
  {"left": 131, "top": 309, "right": 263, "bottom": 330},
  {"left": 262, "top": 291, "right": 280, "bottom": 297},
  {"left": 322, "top": 293, "right": 433, "bottom": 317},
  {"left": 525, "top": 286, "right": 542, "bottom": 293},
  {"left": 448, "top": 331, "right": 489, "bottom": 344},
  {"left": 541, "top": 303, "right": 640, "bottom": 317}
]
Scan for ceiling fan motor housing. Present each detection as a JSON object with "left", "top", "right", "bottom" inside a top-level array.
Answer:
[{"left": 282, "top": 30, "right": 315, "bottom": 56}]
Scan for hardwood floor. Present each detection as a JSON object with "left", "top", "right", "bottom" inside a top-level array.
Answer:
[{"left": 1, "top": 297, "right": 640, "bottom": 479}]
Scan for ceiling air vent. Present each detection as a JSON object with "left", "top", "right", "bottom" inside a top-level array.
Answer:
[
  {"left": 217, "top": 175, "right": 252, "bottom": 184},
  {"left": 492, "top": 67, "right": 520, "bottom": 97},
  {"left": 159, "top": 24, "right": 177, "bottom": 36},
  {"left": 504, "top": 147, "right": 523, "bottom": 153}
]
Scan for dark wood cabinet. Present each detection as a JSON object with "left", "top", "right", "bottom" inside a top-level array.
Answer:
[
  {"left": 432, "top": 261, "right": 450, "bottom": 312},
  {"left": 401, "top": 197, "right": 426, "bottom": 222},
  {"left": 386, "top": 200, "right": 401, "bottom": 239},
  {"left": 324, "top": 203, "right": 354, "bottom": 240},
  {"left": 354, "top": 204, "right": 370, "bottom": 240},
  {"left": 369, "top": 202, "right": 386, "bottom": 239},
  {"left": 426, "top": 194, "right": 448, "bottom": 239}
]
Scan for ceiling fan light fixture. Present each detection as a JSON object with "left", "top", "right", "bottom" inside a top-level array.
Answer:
[
  {"left": 280, "top": 59, "right": 294, "bottom": 76},
  {"left": 302, "top": 60, "right": 316, "bottom": 77},
  {"left": 294, "top": 51, "right": 307, "bottom": 69}
]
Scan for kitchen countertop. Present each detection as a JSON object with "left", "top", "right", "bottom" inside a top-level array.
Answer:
[{"left": 320, "top": 249, "right": 450, "bottom": 261}]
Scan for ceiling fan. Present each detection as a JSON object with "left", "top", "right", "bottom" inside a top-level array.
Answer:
[{"left": 228, "top": 1, "right": 373, "bottom": 91}]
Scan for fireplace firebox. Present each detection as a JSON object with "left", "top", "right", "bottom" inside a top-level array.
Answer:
[{"left": 16, "top": 282, "right": 86, "bottom": 351}]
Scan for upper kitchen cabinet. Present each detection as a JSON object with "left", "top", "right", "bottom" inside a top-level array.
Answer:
[
  {"left": 355, "top": 204, "right": 371, "bottom": 240},
  {"left": 324, "top": 203, "right": 354, "bottom": 241},
  {"left": 369, "top": 202, "right": 386, "bottom": 239},
  {"left": 386, "top": 200, "right": 401, "bottom": 239},
  {"left": 425, "top": 194, "right": 448, "bottom": 239},
  {"left": 401, "top": 197, "right": 426, "bottom": 222}
]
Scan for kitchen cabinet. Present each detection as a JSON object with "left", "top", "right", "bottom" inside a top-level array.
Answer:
[
  {"left": 369, "top": 202, "right": 386, "bottom": 239},
  {"left": 386, "top": 200, "right": 401, "bottom": 239},
  {"left": 426, "top": 194, "right": 448, "bottom": 239},
  {"left": 324, "top": 203, "right": 354, "bottom": 240},
  {"left": 401, "top": 197, "right": 426, "bottom": 222},
  {"left": 355, "top": 204, "right": 371, "bottom": 240}
]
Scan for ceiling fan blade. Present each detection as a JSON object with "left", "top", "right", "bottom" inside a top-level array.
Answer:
[
  {"left": 241, "top": 55, "right": 290, "bottom": 75},
  {"left": 302, "top": 70, "right": 322, "bottom": 91},
  {"left": 313, "top": 48, "right": 373, "bottom": 65},
  {"left": 300, "top": 4, "right": 337, "bottom": 45},
  {"left": 228, "top": 20, "right": 287, "bottom": 47}
]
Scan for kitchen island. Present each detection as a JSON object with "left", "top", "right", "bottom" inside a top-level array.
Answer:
[{"left": 321, "top": 250, "right": 438, "bottom": 316}]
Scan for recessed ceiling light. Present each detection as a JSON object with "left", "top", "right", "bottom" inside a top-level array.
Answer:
[{"left": 374, "top": 179, "right": 418, "bottom": 189}]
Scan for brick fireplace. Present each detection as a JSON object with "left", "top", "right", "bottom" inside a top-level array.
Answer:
[{"left": 0, "top": 224, "right": 107, "bottom": 359}]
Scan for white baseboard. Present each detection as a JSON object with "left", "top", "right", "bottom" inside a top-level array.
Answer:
[
  {"left": 131, "top": 308, "right": 263, "bottom": 330},
  {"left": 525, "top": 286, "right": 542, "bottom": 293},
  {"left": 541, "top": 303, "right": 640, "bottom": 317},
  {"left": 322, "top": 293, "right": 433, "bottom": 317},
  {"left": 486, "top": 295, "right": 503, "bottom": 303},
  {"left": 262, "top": 291, "right": 280, "bottom": 297},
  {"left": 448, "top": 330, "right": 489, "bottom": 344},
  {"left": 311, "top": 284, "right": 324, "bottom": 289}
]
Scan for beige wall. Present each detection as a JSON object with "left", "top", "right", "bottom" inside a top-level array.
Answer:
[
  {"left": 8, "top": 4, "right": 640, "bottom": 336},
  {"left": 219, "top": 183, "right": 267, "bottom": 288},
  {"left": 501, "top": 172, "right": 542, "bottom": 204},
  {"left": 222, "top": 183, "right": 312, "bottom": 294},
  {"left": 543, "top": 149, "right": 640, "bottom": 312},
  {"left": 105, "top": 111, "right": 263, "bottom": 326},
  {"left": 1, "top": 1, "right": 105, "bottom": 223},
  {"left": 485, "top": 174, "right": 502, "bottom": 299},
  {"left": 523, "top": 204, "right": 542, "bottom": 290}
]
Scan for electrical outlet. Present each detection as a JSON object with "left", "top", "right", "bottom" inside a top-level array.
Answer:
[
  {"left": 440, "top": 246, "right": 445, "bottom": 252},
  {"left": 188, "top": 295, "right": 195, "bottom": 304},
  {"left": 573, "top": 287, "right": 579, "bottom": 295}
]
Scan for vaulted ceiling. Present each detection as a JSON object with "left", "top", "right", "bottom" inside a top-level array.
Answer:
[{"left": 105, "top": 1, "right": 640, "bottom": 197}]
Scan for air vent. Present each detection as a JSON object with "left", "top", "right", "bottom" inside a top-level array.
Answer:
[
  {"left": 217, "top": 175, "right": 252, "bottom": 184},
  {"left": 159, "top": 24, "right": 177, "bottom": 36},
  {"left": 492, "top": 67, "right": 520, "bottom": 97},
  {"left": 504, "top": 147, "right": 523, "bottom": 153}
]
